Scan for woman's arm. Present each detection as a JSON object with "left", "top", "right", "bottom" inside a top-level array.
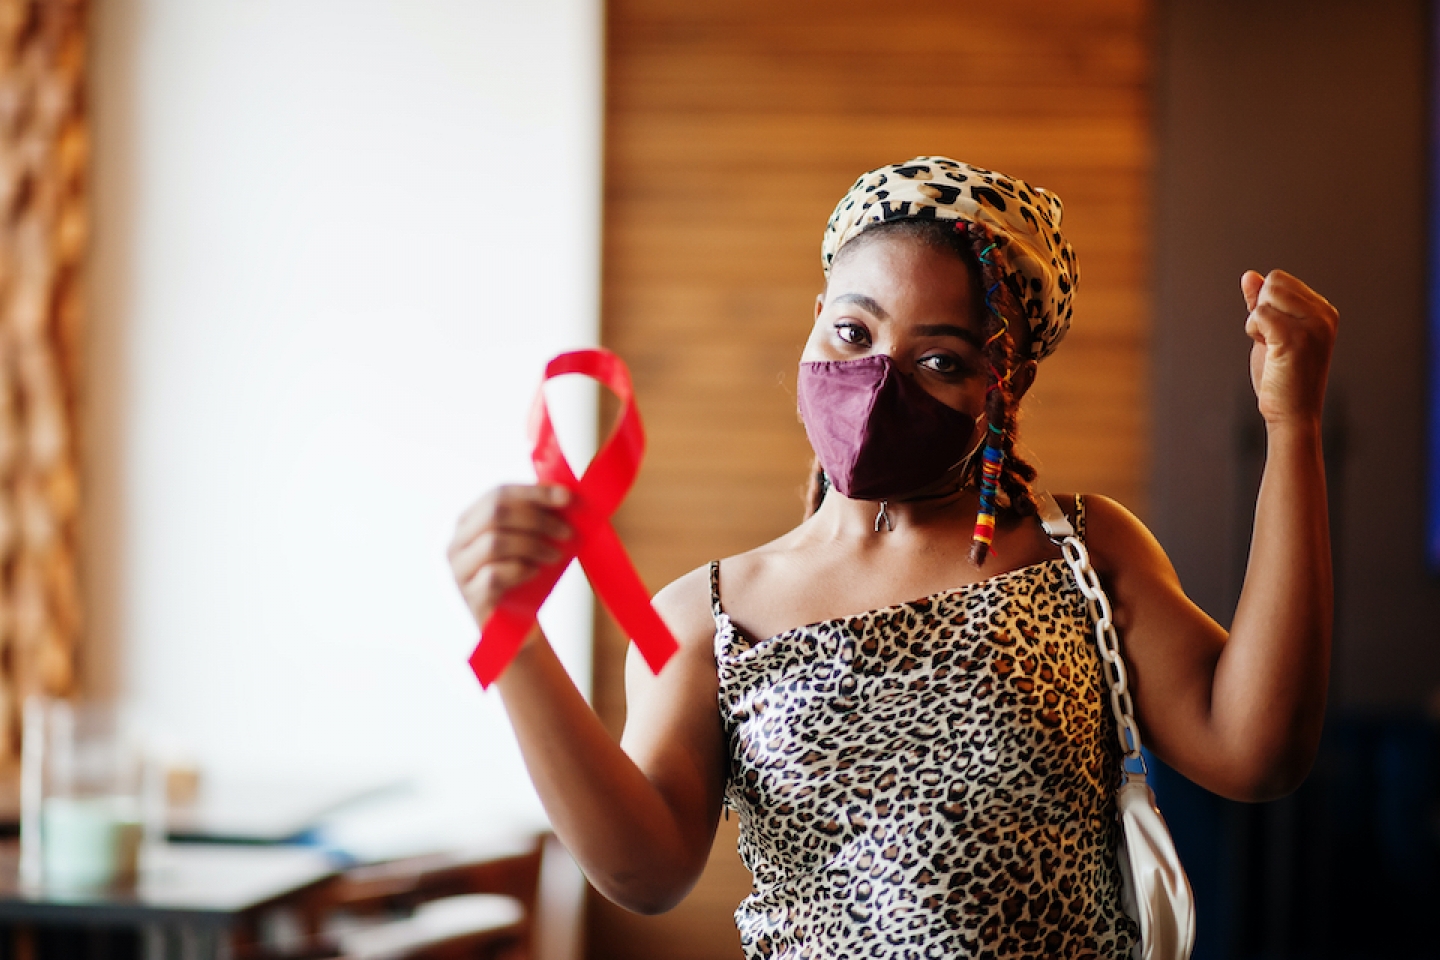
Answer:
[
  {"left": 1089, "top": 269, "right": 1337, "bottom": 801},
  {"left": 449, "top": 486, "right": 727, "bottom": 913}
]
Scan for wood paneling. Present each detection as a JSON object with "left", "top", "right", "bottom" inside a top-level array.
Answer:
[
  {"left": 0, "top": 0, "right": 86, "bottom": 759},
  {"left": 591, "top": 3, "right": 1152, "bottom": 957}
]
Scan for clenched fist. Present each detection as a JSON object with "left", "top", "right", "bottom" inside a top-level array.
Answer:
[{"left": 1240, "top": 269, "right": 1338, "bottom": 426}]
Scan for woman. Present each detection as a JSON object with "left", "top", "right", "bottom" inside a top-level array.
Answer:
[{"left": 448, "top": 157, "right": 1336, "bottom": 957}]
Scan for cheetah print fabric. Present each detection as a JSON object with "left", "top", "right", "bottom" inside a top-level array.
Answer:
[
  {"left": 714, "top": 499, "right": 1137, "bottom": 959},
  {"left": 821, "top": 156, "right": 1077, "bottom": 360}
]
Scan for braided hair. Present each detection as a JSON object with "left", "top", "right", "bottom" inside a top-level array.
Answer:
[{"left": 802, "top": 217, "right": 1038, "bottom": 562}]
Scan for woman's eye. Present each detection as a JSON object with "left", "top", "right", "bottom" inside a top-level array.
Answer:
[
  {"left": 835, "top": 323, "right": 870, "bottom": 346},
  {"left": 920, "top": 354, "right": 964, "bottom": 376}
]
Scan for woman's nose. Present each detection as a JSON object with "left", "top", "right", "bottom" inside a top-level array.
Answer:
[{"left": 878, "top": 345, "right": 915, "bottom": 372}]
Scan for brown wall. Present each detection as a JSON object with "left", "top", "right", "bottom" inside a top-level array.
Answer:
[
  {"left": 590, "top": 2, "right": 1154, "bottom": 958},
  {"left": 1152, "top": 0, "right": 1440, "bottom": 709}
]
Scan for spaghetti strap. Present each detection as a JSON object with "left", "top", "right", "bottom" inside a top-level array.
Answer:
[{"left": 709, "top": 560, "right": 725, "bottom": 619}]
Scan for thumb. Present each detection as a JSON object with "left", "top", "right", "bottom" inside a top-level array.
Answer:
[
  {"left": 1238, "top": 269, "right": 1261, "bottom": 313},
  {"left": 1240, "top": 270, "right": 1264, "bottom": 313}
]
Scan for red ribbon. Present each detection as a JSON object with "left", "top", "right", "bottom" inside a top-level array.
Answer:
[{"left": 469, "top": 348, "right": 679, "bottom": 688}]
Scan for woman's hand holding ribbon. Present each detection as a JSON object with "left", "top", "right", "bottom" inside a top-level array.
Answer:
[
  {"left": 452, "top": 348, "right": 679, "bottom": 688},
  {"left": 445, "top": 350, "right": 712, "bottom": 915},
  {"left": 448, "top": 482, "right": 574, "bottom": 652}
]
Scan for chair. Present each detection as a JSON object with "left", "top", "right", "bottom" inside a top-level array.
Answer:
[
  {"left": 330, "top": 893, "right": 527, "bottom": 960},
  {"left": 245, "top": 833, "right": 548, "bottom": 960}
]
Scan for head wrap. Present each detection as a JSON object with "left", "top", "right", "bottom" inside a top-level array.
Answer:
[{"left": 821, "top": 156, "right": 1078, "bottom": 360}]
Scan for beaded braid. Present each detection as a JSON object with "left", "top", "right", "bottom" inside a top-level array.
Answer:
[
  {"left": 957, "top": 220, "right": 1038, "bottom": 564},
  {"left": 967, "top": 227, "right": 1010, "bottom": 563}
]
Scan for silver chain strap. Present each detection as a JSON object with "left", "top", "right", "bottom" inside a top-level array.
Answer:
[{"left": 1057, "top": 535, "right": 1146, "bottom": 768}]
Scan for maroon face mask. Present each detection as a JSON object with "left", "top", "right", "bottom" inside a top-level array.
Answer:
[{"left": 797, "top": 354, "right": 979, "bottom": 501}]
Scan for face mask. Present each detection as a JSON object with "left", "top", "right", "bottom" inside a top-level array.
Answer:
[{"left": 797, "top": 354, "right": 979, "bottom": 501}]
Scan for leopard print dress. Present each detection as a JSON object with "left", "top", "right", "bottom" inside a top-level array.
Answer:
[{"left": 713, "top": 499, "right": 1138, "bottom": 959}]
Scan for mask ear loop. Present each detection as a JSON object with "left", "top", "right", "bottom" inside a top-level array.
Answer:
[
  {"left": 948, "top": 423, "right": 989, "bottom": 481},
  {"left": 967, "top": 234, "right": 1012, "bottom": 566}
]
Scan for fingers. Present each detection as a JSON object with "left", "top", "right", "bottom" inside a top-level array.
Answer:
[
  {"left": 1241, "top": 269, "right": 1335, "bottom": 319},
  {"left": 450, "top": 528, "right": 567, "bottom": 584},
  {"left": 452, "top": 484, "right": 572, "bottom": 547},
  {"left": 1255, "top": 269, "right": 1333, "bottom": 319},
  {"left": 1240, "top": 269, "right": 1338, "bottom": 344},
  {"left": 464, "top": 558, "right": 544, "bottom": 608},
  {"left": 448, "top": 483, "right": 576, "bottom": 627}
]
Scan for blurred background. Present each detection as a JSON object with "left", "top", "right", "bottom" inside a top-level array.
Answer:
[
  {"left": 0, "top": 0, "right": 1433, "bottom": 958},
  {"left": 85, "top": 0, "right": 603, "bottom": 855}
]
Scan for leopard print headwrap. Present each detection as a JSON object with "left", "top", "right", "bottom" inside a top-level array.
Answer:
[{"left": 822, "top": 157, "right": 1078, "bottom": 360}]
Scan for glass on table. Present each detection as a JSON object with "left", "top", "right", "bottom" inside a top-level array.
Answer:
[{"left": 19, "top": 698, "right": 164, "bottom": 891}]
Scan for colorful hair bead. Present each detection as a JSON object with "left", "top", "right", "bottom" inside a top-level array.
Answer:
[{"left": 969, "top": 425, "right": 1006, "bottom": 564}]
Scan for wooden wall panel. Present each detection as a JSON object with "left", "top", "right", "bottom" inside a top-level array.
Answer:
[
  {"left": 0, "top": 0, "right": 86, "bottom": 760},
  {"left": 591, "top": 3, "right": 1153, "bottom": 958}
]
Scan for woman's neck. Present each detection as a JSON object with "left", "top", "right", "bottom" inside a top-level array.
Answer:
[{"left": 810, "top": 485, "right": 984, "bottom": 540}]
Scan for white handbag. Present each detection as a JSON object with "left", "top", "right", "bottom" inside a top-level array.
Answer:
[{"left": 1036, "top": 492, "right": 1196, "bottom": 960}]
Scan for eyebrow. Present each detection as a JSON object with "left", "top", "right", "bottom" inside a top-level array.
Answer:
[
  {"left": 914, "top": 323, "right": 984, "bottom": 349},
  {"left": 830, "top": 293, "right": 890, "bottom": 320}
]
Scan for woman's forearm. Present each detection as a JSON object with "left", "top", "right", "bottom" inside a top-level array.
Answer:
[
  {"left": 1212, "top": 418, "right": 1332, "bottom": 795},
  {"left": 494, "top": 629, "right": 715, "bottom": 913}
]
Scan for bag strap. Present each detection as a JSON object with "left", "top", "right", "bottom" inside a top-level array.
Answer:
[
  {"left": 1034, "top": 492, "right": 1075, "bottom": 539},
  {"left": 1034, "top": 491, "right": 1149, "bottom": 782}
]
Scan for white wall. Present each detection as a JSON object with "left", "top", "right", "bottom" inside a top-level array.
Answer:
[{"left": 86, "top": 0, "right": 601, "bottom": 845}]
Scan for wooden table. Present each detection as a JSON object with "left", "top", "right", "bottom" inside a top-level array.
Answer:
[{"left": 0, "top": 841, "right": 339, "bottom": 959}]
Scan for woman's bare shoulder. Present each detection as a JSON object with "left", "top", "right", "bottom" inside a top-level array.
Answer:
[
  {"left": 648, "top": 564, "right": 714, "bottom": 652},
  {"left": 1073, "top": 493, "right": 1182, "bottom": 586},
  {"left": 650, "top": 526, "right": 810, "bottom": 644}
]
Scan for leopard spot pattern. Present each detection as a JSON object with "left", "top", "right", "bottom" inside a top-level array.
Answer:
[{"left": 714, "top": 505, "right": 1137, "bottom": 959}]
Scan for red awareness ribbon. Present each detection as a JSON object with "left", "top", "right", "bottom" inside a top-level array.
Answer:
[{"left": 469, "top": 348, "right": 679, "bottom": 688}]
